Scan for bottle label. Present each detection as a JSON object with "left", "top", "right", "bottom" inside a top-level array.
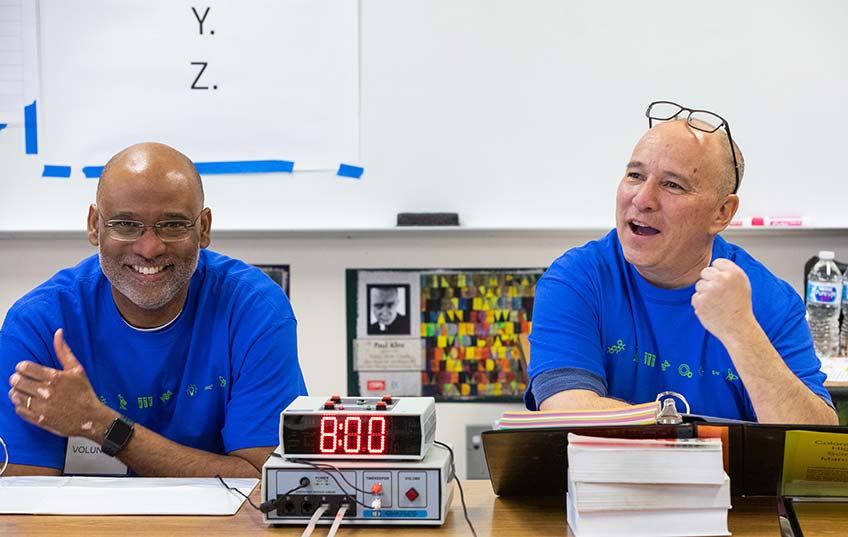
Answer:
[{"left": 807, "top": 282, "right": 842, "bottom": 305}]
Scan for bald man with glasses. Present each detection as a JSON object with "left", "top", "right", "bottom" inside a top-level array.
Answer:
[
  {"left": 525, "top": 102, "right": 836, "bottom": 425},
  {"left": 1, "top": 142, "right": 307, "bottom": 477}
]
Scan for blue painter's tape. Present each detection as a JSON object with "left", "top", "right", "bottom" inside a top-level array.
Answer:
[
  {"left": 0, "top": 123, "right": 7, "bottom": 131},
  {"left": 83, "top": 160, "right": 294, "bottom": 179},
  {"left": 42, "top": 165, "right": 72, "bottom": 178},
  {"left": 337, "top": 163, "right": 364, "bottom": 179},
  {"left": 24, "top": 100, "right": 37, "bottom": 154},
  {"left": 83, "top": 166, "right": 104, "bottom": 178},
  {"left": 194, "top": 160, "right": 294, "bottom": 174}
]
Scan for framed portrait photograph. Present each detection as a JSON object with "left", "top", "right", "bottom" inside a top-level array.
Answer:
[{"left": 366, "top": 283, "right": 411, "bottom": 336}]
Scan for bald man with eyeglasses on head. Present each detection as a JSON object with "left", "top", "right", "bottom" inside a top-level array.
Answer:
[
  {"left": 1, "top": 142, "right": 307, "bottom": 477},
  {"left": 525, "top": 101, "right": 836, "bottom": 425}
]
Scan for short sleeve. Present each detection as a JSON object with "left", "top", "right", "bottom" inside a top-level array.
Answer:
[
  {"left": 525, "top": 258, "right": 606, "bottom": 409},
  {"left": 220, "top": 317, "right": 308, "bottom": 452},
  {"left": 765, "top": 291, "right": 833, "bottom": 407}
]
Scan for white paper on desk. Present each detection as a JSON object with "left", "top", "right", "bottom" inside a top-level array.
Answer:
[
  {"left": 820, "top": 356, "right": 848, "bottom": 382},
  {"left": 0, "top": 476, "right": 258, "bottom": 515}
]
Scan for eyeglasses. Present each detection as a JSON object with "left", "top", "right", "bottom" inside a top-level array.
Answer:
[
  {"left": 99, "top": 211, "right": 202, "bottom": 242},
  {"left": 645, "top": 100, "right": 740, "bottom": 194}
]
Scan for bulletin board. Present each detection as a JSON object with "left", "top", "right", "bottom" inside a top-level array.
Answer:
[{"left": 346, "top": 268, "right": 543, "bottom": 402}]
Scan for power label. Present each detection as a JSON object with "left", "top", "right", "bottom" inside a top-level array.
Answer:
[{"left": 363, "top": 509, "right": 428, "bottom": 518}]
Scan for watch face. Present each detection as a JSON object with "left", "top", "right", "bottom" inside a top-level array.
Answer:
[
  {"left": 103, "top": 416, "right": 134, "bottom": 455},
  {"left": 108, "top": 418, "right": 133, "bottom": 443}
]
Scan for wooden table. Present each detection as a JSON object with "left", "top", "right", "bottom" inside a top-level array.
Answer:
[{"left": 0, "top": 480, "right": 845, "bottom": 536}]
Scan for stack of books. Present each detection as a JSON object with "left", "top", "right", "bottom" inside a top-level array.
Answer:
[{"left": 566, "top": 433, "right": 731, "bottom": 537}]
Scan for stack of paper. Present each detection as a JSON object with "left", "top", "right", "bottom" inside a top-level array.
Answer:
[
  {"left": 0, "top": 477, "right": 258, "bottom": 515},
  {"left": 497, "top": 402, "right": 658, "bottom": 429},
  {"left": 566, "top": 433, "right": 730, "bottom": 537},
  {"left": 819, "top": 356, "right": 848, "bottom": 382}
]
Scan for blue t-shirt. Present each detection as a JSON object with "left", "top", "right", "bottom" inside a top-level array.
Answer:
[
  {"left": 0, "top": 249, "right": 308, "bottom": 470},
  {"left": 526, "top": 230, "right": 831, "bottom": 421}
]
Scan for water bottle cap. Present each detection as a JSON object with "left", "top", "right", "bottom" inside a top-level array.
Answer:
[{"left": 819, "top": 251, "right": 835, "bottom": 260}]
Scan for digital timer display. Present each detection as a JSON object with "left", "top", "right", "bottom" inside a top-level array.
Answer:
[{"left": 282, "top": 414, "right": 422, "bottom": 457}]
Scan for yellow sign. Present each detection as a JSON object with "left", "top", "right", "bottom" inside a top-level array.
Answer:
[{"left": 782, "top": 430, "right": 848, "bottom": 497}]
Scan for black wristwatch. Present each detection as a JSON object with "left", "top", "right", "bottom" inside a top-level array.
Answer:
[{"left": 102, "top": 415, "right": 135, "bottom": 457}]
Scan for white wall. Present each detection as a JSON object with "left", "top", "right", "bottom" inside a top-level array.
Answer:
[{"left": 2, "top": 228, "right": 847, "bottom": 477}]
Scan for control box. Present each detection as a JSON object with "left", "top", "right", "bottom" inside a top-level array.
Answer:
[{"left": 261, "top": 443, "right": 454, "bottom": 525}]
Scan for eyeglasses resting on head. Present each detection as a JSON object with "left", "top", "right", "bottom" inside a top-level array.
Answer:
[{"left": 645, "top": 100, "right": 740, "bottom": 194}]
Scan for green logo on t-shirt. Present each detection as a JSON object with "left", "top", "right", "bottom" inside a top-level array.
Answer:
[{"left": 606, "top": 339, "right": 626, "bottom": 354}]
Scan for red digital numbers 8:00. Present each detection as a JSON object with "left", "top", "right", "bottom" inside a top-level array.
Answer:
[{"left": 319, "top": 415, "right": 387, "bottom": 454}]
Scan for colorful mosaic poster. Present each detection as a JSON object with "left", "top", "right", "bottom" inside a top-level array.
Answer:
[{"left": 419, "top": 270, "right": 541, "bottom": 400}]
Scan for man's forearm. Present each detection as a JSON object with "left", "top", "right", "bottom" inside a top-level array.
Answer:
[
  {"left": 4, "top": 425, "right": 270, "bottom": 478},
  {"left": 117, "top": 423, "right": 264, "bottom": 477},
  {"left": 1, "top": 463, "right": 61, "bottom": 476},
  {"left": 539, "top": 389, "right": 633, "bottom": 411},
  {"left": 722, "top": 323, "right": 837, "bottom": 425},
  {"left": 85, "top": 406, "right": 266, "bottom": 477}
]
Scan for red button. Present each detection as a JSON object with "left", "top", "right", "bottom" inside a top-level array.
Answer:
[
  {"left": 323, "top": 401, "right": 335, "bottom": 410},
  {"left": 382, "top": 394, "right": 393, "bottom": 404},
  {"left": 371, "top": 482, "right": 383, "bottom": 495},
  {"left": 405, "top": 487, "right": 419, "bottom": 501},
  {"left": 331, "top": 395, "right": 342, "bottom": 403},
  {"left": 376, "top": 401, "right": 387, "bottom": 410}
]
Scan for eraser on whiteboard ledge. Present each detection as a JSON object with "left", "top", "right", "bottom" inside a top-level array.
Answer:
[{"left": 396, "top": 213, "right": 460, "bottom": 226}]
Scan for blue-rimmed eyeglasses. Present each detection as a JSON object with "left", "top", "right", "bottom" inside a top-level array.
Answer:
[
  {"left": 99, "top": 211, "right": 202, "bottom": 242},
  {"left": 645, "top": 100, "right": 740, "bottom": 194}
]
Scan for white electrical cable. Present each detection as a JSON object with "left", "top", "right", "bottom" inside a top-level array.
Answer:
[
  {"left": 300, "top": 504, "right": 329, "bottom": 537},
  {"left": 326, "top": 504, "right": 349, "bottom": 537},
  {"left": 0, "top": 435, "right": 8, "bottom": 476}
]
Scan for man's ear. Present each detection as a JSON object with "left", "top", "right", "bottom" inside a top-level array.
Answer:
[
  {"left": 87, "top": 204, "right": 100, "bottom": 246},
  {"left": 711, "top": 194, "right": 740, "bottom": 234},
  {"left": 199, "top": 207, "right": 212, "bottom": 248}
]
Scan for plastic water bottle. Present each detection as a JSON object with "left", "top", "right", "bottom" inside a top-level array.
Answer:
[
  {"left": 806, "top": 251, "right": 842, "bottom": 357},
  {"left": 841, "top": 264, "right": 848, "bottom": 356}
]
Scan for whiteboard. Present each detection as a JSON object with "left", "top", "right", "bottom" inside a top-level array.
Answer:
[
  {"left": 38, "top": 0, "right": 359, "bottom": 170},
  {"left": 1, "top": 0, "right": 848, "bottom": 232}
]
